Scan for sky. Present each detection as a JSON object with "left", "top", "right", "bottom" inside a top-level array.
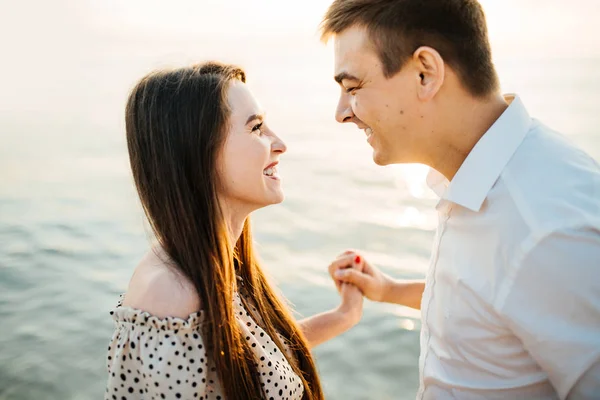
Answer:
[
  {"left": 85, "top": 0, "right": 600, "bottom": 56},
  {"left": 0, "top": 0, "right": 598, "bottom": 122},
  {"left": 2, "top": 0, "right": 598, "bottom": 51}
]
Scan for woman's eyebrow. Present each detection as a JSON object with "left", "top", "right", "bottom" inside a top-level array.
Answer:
[{"left": 245, "top": 113, "right": 265, "bottom": 125}]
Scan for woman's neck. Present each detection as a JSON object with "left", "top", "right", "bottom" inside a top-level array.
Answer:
[
  {"left": 220, "top": 200, "right": 250, "bottom": 245},
  {"left": 228, "top": 216, "right": 245, "bottom": 243}
]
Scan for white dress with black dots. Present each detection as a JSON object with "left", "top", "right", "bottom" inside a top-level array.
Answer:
[{"left": 105, "top": 292, "right": 304, "bottom": 400}]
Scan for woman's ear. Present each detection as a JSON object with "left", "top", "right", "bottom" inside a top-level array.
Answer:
[{"left": 413, "top": 46, "right": 445, "bottom": 101}]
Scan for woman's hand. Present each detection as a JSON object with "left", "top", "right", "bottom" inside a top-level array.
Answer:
[
  {"left": 331, "top": 253, "right": 364, "bottom": 328},
  {"left": 328, "top": 250, "right": 393, "bottom": 303},
  {"left": 336, "top": 281, "right": 364, "bottom": 328},
  {"left": 297, "top": 255, "right": 364, "bottom": 348}
]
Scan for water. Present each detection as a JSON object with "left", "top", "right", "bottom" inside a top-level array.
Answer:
[{"left": 1, "top": 2, "right": 599, "bottom": 399}]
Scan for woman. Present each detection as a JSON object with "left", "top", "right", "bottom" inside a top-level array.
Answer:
[{"left": 105, "top": 62, "right": 363, "bottom": 400}]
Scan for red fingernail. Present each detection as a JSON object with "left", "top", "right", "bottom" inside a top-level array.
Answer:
[{"left": 355, "top": 255, "right": 361, "bottom": 264}]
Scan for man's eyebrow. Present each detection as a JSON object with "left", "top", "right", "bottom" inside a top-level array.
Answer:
[
  {"left": 245, "top": 113, "right": 265, "bottom": 125},
  {"left": 334, "top": 72, "right": 360, "bottom": 84}
]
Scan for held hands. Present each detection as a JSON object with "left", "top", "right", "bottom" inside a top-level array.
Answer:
[
  {"left": 328, "top": 250, "right": 392, "bottom": 303},
  {"left": 298, "top": 250, "right": 401, "bottom": 347},
  {"left": 330, "top": 253, "right": 364, "bottom": 328}
]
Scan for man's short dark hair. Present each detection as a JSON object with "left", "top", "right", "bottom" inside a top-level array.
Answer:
[{"left": 321, "top": 0, "right": 499, "bottom": 97}]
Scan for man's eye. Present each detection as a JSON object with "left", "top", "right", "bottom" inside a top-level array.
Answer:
[{"left": 345, "top": 87, "right": 356, "bottom": 94}]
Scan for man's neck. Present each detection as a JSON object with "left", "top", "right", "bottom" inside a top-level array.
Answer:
[{"left": 430, "top": 93, "right": 509, "bottom": 181}]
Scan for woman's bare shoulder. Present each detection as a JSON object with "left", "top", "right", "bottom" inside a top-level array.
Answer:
[{"left": 121, "top": 247, "right": 200, "bottom": 319}]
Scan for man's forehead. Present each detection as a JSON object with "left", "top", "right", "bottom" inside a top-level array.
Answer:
[
  {"left": 333, "top": 26, "right": 375, "bottom": 76},
  {"left": 334, "top": 26, "right": 370, "bottom": 57}
]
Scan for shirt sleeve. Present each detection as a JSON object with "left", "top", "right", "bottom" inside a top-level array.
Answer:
[
  {"left": 498, "top": 225, "right": 600, "bottom": 400},
  {"left": 105, "top": 310, "right": 208, "bottom": 400},
  {"left": 567, "top": 358, "right": 600, "bottom": 400}
]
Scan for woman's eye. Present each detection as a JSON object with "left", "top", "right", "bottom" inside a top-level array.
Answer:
[
  {"left": 345, "top": 87, "right": 356, "bottom": 94},
  {"left": 251, "top": 122, "right": 263, "bottom": 134}
]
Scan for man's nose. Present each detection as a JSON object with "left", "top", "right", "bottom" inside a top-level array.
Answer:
[{"left": 335, "top": 94, "right": 354, "bottom": 124}]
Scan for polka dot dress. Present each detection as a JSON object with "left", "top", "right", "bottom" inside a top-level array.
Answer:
[{"left": 105, "top": 292, "right": 304, "bottom": 400}]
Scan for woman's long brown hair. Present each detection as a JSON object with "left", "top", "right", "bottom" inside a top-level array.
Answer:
[{"left": 125, "top": 62, "right": 324, "bottom": 399}]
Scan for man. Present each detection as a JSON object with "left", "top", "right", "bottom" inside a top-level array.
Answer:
[{"left": 321, "top": 1, "right": 600, "bottom": 399}]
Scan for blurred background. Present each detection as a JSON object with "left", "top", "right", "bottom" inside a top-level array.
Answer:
[{"left": 0, "top": 0, "right": 598, "bottom": 399}]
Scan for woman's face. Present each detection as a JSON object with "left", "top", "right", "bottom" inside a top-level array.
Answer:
[{"left": 218, "top": 80, "right": 287, "bottom": 214}]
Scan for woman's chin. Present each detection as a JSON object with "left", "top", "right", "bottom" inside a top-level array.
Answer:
[
  {"left": 269, "top": 191, "right": 285, "bottom": 205},
  {"left": 250, "top": 192, "right": 285, "bottom": 210}
]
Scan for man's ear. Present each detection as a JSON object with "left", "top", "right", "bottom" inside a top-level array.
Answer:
[{"left": 413, "top": 46, "right": 445, "bottom": 101}]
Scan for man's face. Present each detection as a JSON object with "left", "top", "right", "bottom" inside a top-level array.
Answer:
[{"left": 333, "top": 25, "right": 425, "bottom": 165}]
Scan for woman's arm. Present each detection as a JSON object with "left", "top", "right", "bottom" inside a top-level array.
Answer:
[{"left": 299, "top": 283, "right": 363, "bottom": 349}]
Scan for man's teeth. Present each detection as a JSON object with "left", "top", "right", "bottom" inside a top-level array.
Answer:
[{"left": 365, "top": 128, "right": 373, "bottom": 137}]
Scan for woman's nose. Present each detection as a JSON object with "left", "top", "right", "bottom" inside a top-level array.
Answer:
[{"left": 272, "top": 135, "right": 287, "bottom": 154}]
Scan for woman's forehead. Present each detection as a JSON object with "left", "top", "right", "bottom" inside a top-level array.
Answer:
[{"left": 227, "top": 80, "right": 263, "bottom": 123}]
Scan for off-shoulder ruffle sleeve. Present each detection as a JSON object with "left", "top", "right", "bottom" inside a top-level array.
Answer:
[{"left": 105, "top": 303, "right": 209, "bottom": 400}]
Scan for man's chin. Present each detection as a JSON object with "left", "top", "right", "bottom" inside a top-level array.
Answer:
[{"left": 372, "top": 150, "right": 391, "bottom": 166}]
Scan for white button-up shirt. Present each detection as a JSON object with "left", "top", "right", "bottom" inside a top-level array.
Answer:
[{"left": 418, "top": 95, "right": 600, "bottom": 399}]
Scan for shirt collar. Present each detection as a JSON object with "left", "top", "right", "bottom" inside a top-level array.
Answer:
[{"left": 426, "top": 94, "right": 532, "bottom": 212}]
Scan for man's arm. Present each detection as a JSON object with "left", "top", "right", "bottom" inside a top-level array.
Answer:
[
  {"left": 329, "top": 251, "right": 425, "bottom": 309},
  {"left": 380, "top": 279, "right": 425, "bottom": 309},
  {"left": 568, "top": 359, "right": 600, "bottom": 399},
  {"left": 497, "top": 225, "right": 600, "bottom": 399}
]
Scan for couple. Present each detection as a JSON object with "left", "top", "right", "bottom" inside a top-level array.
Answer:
[{"left": 105, "top": 0, "right": 600, "bottom": 399}]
